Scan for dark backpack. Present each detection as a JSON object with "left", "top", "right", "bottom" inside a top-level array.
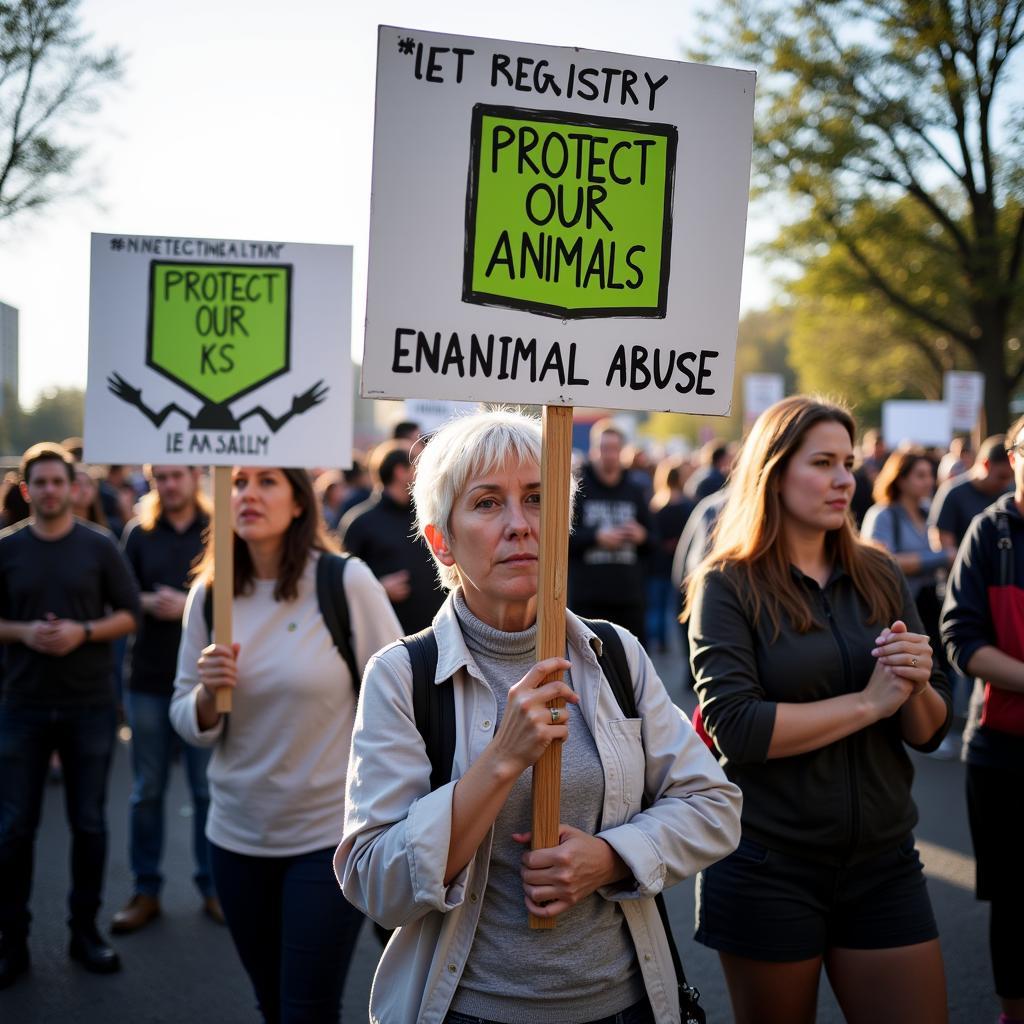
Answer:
[
  {"left": 203, "top": 552, "right": 360, "bottom": 692},
  {"left": 400, "top": 618, "right": 706, "bottom": 1024}
]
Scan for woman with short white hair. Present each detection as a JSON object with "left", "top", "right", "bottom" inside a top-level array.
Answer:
[{"left": 336, "top": 409, "right": 741, "bottom": 1024}]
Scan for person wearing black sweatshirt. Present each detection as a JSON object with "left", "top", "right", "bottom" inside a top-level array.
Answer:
[
  {"left": 568, "top": 420, "right": 656, "bottom": 643},
  {"left": 340, "top": 441, "right": 444, "bottom": 635},
  {"left": 941, "top": 413, "right": 1024, "bottom": 1024}
]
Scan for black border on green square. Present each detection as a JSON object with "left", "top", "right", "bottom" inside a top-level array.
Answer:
[
  {"left": 145, "top": 260, "right": 294, "bottom": 405},
  {"left": 463, "top": 104, "right": 677, "bottom": 320}
]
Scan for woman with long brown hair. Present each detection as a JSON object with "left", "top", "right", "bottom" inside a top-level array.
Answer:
[
  {"left": 685, "top": 396, "right": 952, "bottom": 1024},
  {"left": 170, "top": 466, "right": 401, "bottom": 1023}
]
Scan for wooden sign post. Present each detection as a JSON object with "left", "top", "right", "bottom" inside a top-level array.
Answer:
[
  {"left": 362, "top": 27, "right": 754, "bottom": 928},
  {"left": 212, "top": 465, "right": 235, "bottom": 714},
  {"left": 530, "top": 405, "right": 574, "bottom": 928}
]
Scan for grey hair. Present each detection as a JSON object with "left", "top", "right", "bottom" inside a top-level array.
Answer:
[{"left": 412, "top": 408, "right": 578, "bottom": 591}]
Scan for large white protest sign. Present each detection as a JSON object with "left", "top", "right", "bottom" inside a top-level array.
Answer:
[
  {"left": 362, "top": 27, "right": 754, "bottom": 415},
  {"left": 882, "top": 401, "right": 953, "bottom": 449},
  {"left": 85, "top": 234, "right": 352, "bottom": 467},
  {"left": 943, "top": 371, "right": 985, "bottom": 432}
]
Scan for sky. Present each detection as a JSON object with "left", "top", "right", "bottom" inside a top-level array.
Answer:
[{"left": 0, "top": 0, "right": 774, "bottom": 408}]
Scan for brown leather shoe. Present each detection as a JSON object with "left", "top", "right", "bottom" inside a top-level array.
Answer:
[
  {"left": 110, "top": 893, "right": 161, "bottom": 934},
  {"left": 202, "top": 896, "right": 225, "bottom": 926}
]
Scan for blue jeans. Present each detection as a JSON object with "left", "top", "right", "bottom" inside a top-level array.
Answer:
[
  {"left": 645, "top": 575, "right": 675, "bottom": 649},
  {"left": 0, "top": 703, "right": 117, "bottom": 937},
  {"left": 209, "top": 843, "right": 364, "bottom": 1024},
  {"left": 127, "top": 691, "right": 213, "bottom": 898},
  {"left": 443, "top": 997, "right": 655, "bottom": 1024}
]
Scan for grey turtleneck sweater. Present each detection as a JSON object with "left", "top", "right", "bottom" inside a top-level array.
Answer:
[{"left": 449, "top": 592, "right": 644, "bottom": 1024}]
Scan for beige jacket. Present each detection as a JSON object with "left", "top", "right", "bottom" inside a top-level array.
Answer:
[{"left": 336, "top": 597, "right": 741, "bottom": 1024}]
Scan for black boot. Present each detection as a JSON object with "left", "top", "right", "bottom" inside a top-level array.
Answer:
[
  {"left": 0, "top": 936, "right": 30, "bottom": 989},
  {"left": 69, "top": 922, "right": 121, "bottom": 974}
]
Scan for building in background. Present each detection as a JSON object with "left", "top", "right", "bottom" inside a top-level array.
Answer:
[{"left": 0, "top": 301, "right": 19, "bottom": 415}]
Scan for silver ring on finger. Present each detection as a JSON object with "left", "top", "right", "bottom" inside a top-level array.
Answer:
[
  {"left": 550, "top": 707, "right": 562, "bottom": 724},
  {"left": 911, "top": 656, "right": 918, "bottom": 667}
]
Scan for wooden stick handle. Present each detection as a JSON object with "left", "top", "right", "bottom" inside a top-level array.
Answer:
[
  {"left": 529, "top": 404, "right": 573, "bottom": 929},
  {"left": 212, "top": 466, "right": 234, "bottom": 714}
]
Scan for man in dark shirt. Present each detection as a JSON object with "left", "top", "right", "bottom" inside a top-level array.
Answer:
[
  {"left": 340, "top": 442, "right": 443, "bottom": 634},
  {"left": 112, "top": 465, "right": 220, "bottom": 935},
  {"left": 0, "top": 443, "right": 138, "bottom": 987},
  {"left": 685, "top": 439, "right": 733, "bottom": 503},
  {"left": 568, "top": 419, "right": 655, "bottom": 642},
  {"left": 929, "top": 434, "right": 1014, "bottom": 551}
]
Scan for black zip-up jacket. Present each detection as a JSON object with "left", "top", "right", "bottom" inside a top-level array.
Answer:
[
  {"left": 689, "top": 562, "right": 951, "bottom": 865},
  {"left": 940, "top": 492, "right": 1024, "bottom": 770}
]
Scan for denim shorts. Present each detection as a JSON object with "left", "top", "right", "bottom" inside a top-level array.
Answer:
[
  {"left": 443, "top": 995, "right": 655, "bottom": 1024},
  {"left": 695, "top": 834, "right": 938, "bottom": 962}
]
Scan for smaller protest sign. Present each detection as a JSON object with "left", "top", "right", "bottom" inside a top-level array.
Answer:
[
  {"left": 943, "top": 371, "right": 985, "bottom": 433},
  {"left": 743, "top": 373, "right": 784, "bottom": 424},
  {"left": 882, "top": 401, "right": 952, "bottom": 449}
]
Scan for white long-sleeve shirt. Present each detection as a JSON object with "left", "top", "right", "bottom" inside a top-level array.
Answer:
[{"left": 170, "top": 553, "right": 402, "bottom": 856}]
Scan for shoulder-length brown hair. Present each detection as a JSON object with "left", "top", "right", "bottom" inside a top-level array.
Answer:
[
  {"left": 191, "top": 468, "right": 339, "bottom": 602},
  {"left": 683, "top": 396, "right": 902, "bottom": 638},
  {"left": 871, "top": 448, "right": 930, "bottom": 506}
]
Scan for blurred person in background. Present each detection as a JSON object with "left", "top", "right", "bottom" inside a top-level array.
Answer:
[
  {"left": 938, "top": 437, "right": 975, "bottom": 485},
  {"left": 392, "top": 420, "right": 422, "bottom": 449},
  {"left": 0, "top": 472, "right": 30, "bottom": 529},
  {"left": 337, "top": 454, "right": 372, "bottom": 519},
  {"left": 0, "top": 443, "right": 139, "bottom": 986},
  {"left": 340, "top": 441, "right": 444, "bottom": 635},
  {"left": 685, "top": 439, "right": 733, "bottom": 502},
  {"left": 851, "top": 429, "right": 890, "bottom": 527},
  {"left": 930, "top": 435, "right": 1014, "bottom": 553},
  {"left": 647, "top": 457, "right": 693, "bottom": 654},
  {"left": 569, "top": 419, "right": 655, "bottom": 643},
  {"left": 112, "top": 466, "right": 220, "bottom": 935},
  {"left": 71, "top": 467, "right": 110, "bottom": 531},
  {"left": 940, "top": 414, "right": 1024, "bottom": 1024},
  {"left": 98, "top": 466, "right": 129, "bottom": 539},
  {"left": 314, "top": 469, "right": 346, "bottom": 531}
]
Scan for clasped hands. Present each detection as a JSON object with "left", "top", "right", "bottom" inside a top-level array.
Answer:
[{"left": 864, "top": 619, "right": 933, "bottom": 718}]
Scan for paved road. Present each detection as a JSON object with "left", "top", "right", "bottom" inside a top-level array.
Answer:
[{"left": 4, "top": 641, "right": 998, "bottom": 1023}]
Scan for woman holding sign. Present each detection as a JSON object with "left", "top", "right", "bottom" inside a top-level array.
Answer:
[
  {"left": 336, "top": 410, "right": 741, "bottom": 1024},
  {"left": 686, "top": 397, "right": 951, "bottom": 1024},
  {"left": 170, "top": 466, "right": 401, "bottom": 1024}
]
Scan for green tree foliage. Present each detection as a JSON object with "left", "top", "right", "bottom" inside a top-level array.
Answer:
[
  {"left": 695, "top": 0, "right": 1024, "bottom": 430},
  {"left": 0, "top": 0, "right": 122, "bottom": 220},
  {"left": 783, "top": 194, "right": 1024, "bottom": 425}
]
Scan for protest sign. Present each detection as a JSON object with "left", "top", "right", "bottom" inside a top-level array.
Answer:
[
  {"left": 85, "top": 233, "right": 353, "bottom": 711},
  {"left": 943, "top": 371, "right": 985, "bottom": 433},
  {"left": 882, "top": 400, "right": 953, "bottom": 449},
  {"left": 403, "top": 397, "right": 477, "bottom": 433},
  {"left": 363, "top": 28, "right": 754, "bottom": 925},
  {"left": 363, "top": 27, "right": 754, "bottom": 417},
  {"left": 743, "top": 373, "right": 785, "bottom": 424},
  {"left": 85, "top": 234, "right": 352, "bottom": 467}
]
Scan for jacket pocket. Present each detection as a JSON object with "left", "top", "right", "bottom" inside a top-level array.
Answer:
[{"left": 608, "top": 717, "right": 645, "bottom": 812}]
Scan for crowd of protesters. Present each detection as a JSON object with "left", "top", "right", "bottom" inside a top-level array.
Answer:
[{"left": 0, "top": 402, "right": 1021, "bottom": 1024}]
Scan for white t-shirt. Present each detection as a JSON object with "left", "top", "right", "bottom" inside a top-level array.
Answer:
[{"left": 170, "top": 553, "right": 403, "bottom": 856}]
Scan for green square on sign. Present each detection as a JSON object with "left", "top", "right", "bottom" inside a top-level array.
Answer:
[
  {"left": 463, "top": 105, "right": 677, "bottom": 320},
  {"left": 146, "top": 260, "right": 292, "bottom": 405}
]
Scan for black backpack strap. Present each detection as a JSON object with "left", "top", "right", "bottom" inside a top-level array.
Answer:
[
  {"left": 402, "top": 627, "right": 456, "bottom": 793},
  {"left": 581, "top": 616, "right": 705, "bottom": 1024},
  {"left": 203, "top": 585, "right": 213, "bottom": 640},
  {"left": 995, "top": 510, "right": 1013, "bottom": 587},
  {"left": 582, "top": 618, "right": 636, "bottom": 718},
  {"left": 317, "top": 552, "right": 360, "bottom": 693}
]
